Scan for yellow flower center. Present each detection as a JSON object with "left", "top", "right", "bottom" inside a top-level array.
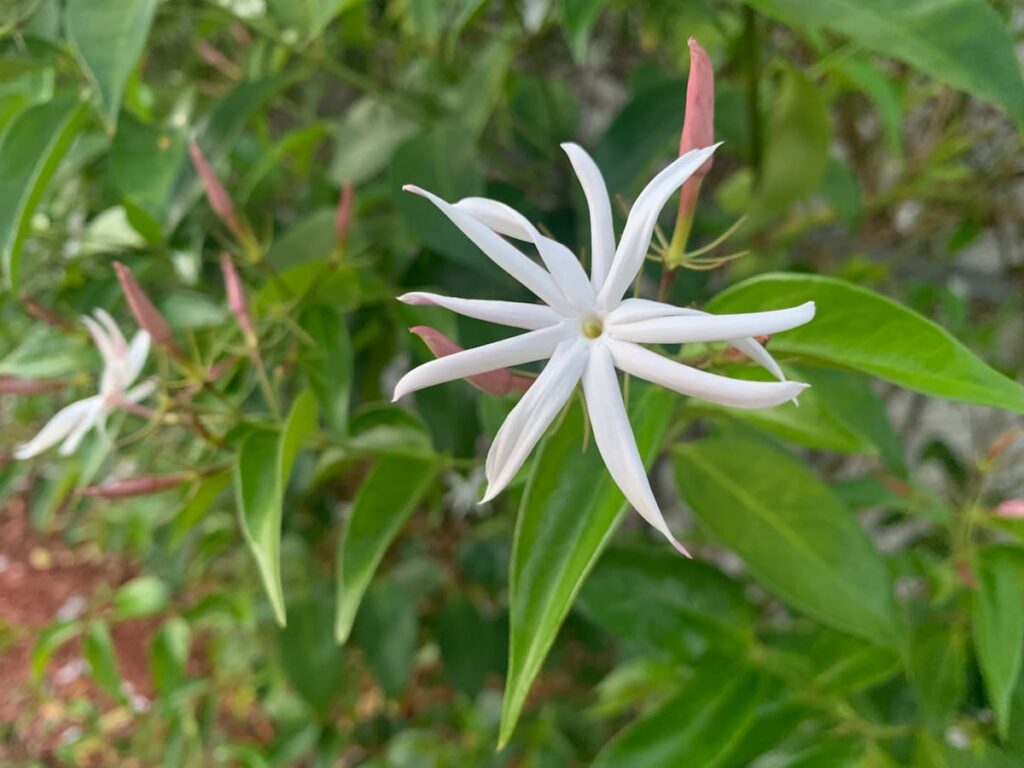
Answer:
[{"left": 582, "top": 316, "right": 604, "bottom": 339}]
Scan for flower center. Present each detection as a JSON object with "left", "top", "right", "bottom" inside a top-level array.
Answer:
[{"left": 582, "top": 316, "right": 604, "bottom": 339}]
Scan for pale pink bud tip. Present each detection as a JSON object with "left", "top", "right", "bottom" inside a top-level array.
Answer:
[
  {"left": 220, "top": 253, "right": 255, "bottom": 341},
  {"left": 409, "top": 326, "right": 531, "bottom": 397},
  {"left": 189, "top": 140, "right": 239, "bottom": 231},
  {"left": 79, "top": 473, "right": 189, "bottom": 499},
  {"left": 114, "top": 262, "right": 178, "bottom": 352},
  {"left": 680, "top": 37, "right": 715, "bottom": 177},
  {"left": 995, "top": 499, "right": 1024, "bottom": 519},
  {"left": 336, "top": 182, "right": 354, "bottom": 249}
]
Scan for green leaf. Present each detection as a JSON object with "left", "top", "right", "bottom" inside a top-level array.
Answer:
[
  {"left": 674, "top": 434, "right": 900, "bottom": 646},
  {"left": 972, "top": 548, "right": 1024, "bottom": 738},
  {"left": 300, "top": 305, "right": 353, "bottom": 441},
  {"left": 334, "top": 455, "right": 436, "bottom": 643},
  {"left": 328, "top": 97, "right": 419, "bottom": 186},
  {"left": 436, "top": 596, "right": 505, "bottom": 699},
  {"left": 84, "top": 620, "right": 124, "bottom": 702},
  {"left": 577, "top": 544, "right": 754, "bottom": 660},
  {"left": 593, "top": 660, "right": 765, "bottom": 768},
  {"left": 150, "top": 617, "right": 190, "bottom": 698},
  {"left": 0, "top": 93, "right": 86, "bottom": 287},
  {"left": 744, "top": 0, "right": 1024, "bottom": 125},
  {"left": 911, "top": 619, "right": 966, "bottom": 726},
  {"left": 235, "top": 390, "right": 318, "bottom": 626},
  {"left": 32, "top": 620, "right": 81, "bottom": 684},
  {"left": 279, "top": 593, "right": 346, "bottom": 715},
  {"left": 113, "top": 575, "right": 169, "bottom": 619},
  {"left": 500, "top": 386, "right": 674, "bottom": 747},
  {"left": 266, "top": 0, "right": 360, "bottom": 40},
  {"left": 706, "top": 273, "right": 1024, "bottom": 413},
  {"left": 559, "top": 0, "right": 607, "bottom": 61},
  {"left": 65, "top": 0, "right": 157, "bottom": 128},
  {"left": 748, "top": 66, "right": 831, "bottom": 228},
  {"left": 108, "top": 113, "right": 187, "bottom": 230},
  {"left": 351, "top": 576, "right": 419, "bottom": 696}
]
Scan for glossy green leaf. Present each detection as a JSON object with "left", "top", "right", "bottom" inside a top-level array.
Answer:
[
  {"left": 0, "top": 93, "right": 86, "bottom": 287},
  {"left": 744, "top": 0, "right": 1024, "bottom": 125},
  {"left": 593, "top": 660, "right": 765, "bottom": 768},
  {"left": 84, "top": 620, "right": 124, "bottom": 702},
  {"left": 500, "top": 386, "right": 674, "bottom": 747},
  {"left": 973, "top": 549, "right": 1024, "bottom": 738},
  {"left": 334, "top": 455, "right": 437, "bottom": 643},
  {"left": 674, "top": 434, "right": 900, "bottom": 645},
  {"left": 748, "top": 66, "right": 831, "bottom": 227},
  {"left": 65, "top": 0, "right": 157, "bottom": 128},
  {"left": 235, "top": 390, "right": 318, "bottom": 626},
  {"left": 114, "top": 575, "right": 169, "bottom": 619},
  {"left": 707, "top": 273, "right": 1024, "bottom": 413},
  {"left": 911, "top": 619, "right": 966, "bottom": 726},
  {"left": 108, "top": 113, "right": 187, "bottom": 229},
  {"left": 300, "top": 305, "right": 352, "bottom": 441}
]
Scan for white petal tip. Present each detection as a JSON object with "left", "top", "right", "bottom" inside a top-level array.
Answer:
[
  {"left": 669, "top": 537, "right": 693, "bottom": 558},
  {"left": 479, "top": 487, "right": 498, "bottom": 504},
  {"left": 402, "top": 184, "right": 425, "bottom": 196},
  {"left": 397, "top": 292, "right": 430, "bottom": 306}
]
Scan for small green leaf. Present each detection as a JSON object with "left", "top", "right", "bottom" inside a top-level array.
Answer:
[
  {"left": 32, "top": 620, "right": 81, "bottom": 684},
  {"left": 436, "top": 596, "right": 505, "bottom": 699},
  {"left": 500, "top": 386, "right": 674, "bottom": 748},
  {"left": 911, "top": 619, "right": 966, "bottom": 726},
  {"left": 559, "top": 0, "right": 607, "bottom": 61},
  {"left": 279, "top": 593, "right": 346, "bottom": 715},
  {"left": 114, "top": 575, "right": 169, "bottom": 619},
  {"left": 65, "top": 0, "right": 157, "bottom": 128},
  {"left": 351, "top": 577, "right": 419, "bottom": 696},
  {"left": 972, "top": 548, "right": 1024, "bottom": 738},
  {"left": 707, "top": 273, "right": 1024, "bottom": 414},
  {"left": 267, "top": 0, "right": 360, "bottom": 40},
  {"left": 0, "top": 93, "right": 86, "bottom": 287},
  {"left": 236, "top": 390, "right": 318, "bottom": 626},
  {"left": 328, "top": 97, "right": 419, "bottom": 186},
  {"left": 674, "top": 434, "right": 901, "bottom": 646},
  {"left": 150, "top": 617, "right": 190, "bottom": 698},
  {"left": 334, "top": 455, "right": 436, "bottom": 643},
  {"left": 593, "top": 660, "right": 765, "bottom": 768},
  {"left": 300, "top": 304, "right": 353, "bottom": 441},
  {"left": 84, "top": 620, "right": 124, "bottom": 702}
]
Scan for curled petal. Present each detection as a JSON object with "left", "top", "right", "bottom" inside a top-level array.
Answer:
[
  {"left": 409, "top": 326, "right": 532, "bottom": 396},
  {"left": 402, "top": 185, "right": 570, "bottom": 313},
  {"left": 582, "top": 344, "right": 690, "bottom": 556},
  {"left": 607, "top": 301, "right": 815, "bottom": 344},
  {"left": 14, "top": 396, "right": 102, "bottom": 460},
  {"left": 126, "top": 332, "right": 151, "bottom": 385},
  {"left": 608, "top": 338, "right": 807, "bottom": 409},
  {"left": 482, "top": 339, "right": 588, "bottom": 500},
  {"left": 455, "top": 196, "right": 594, "bottom": 311},
  {"left": 562, "top": 143, "right": 616, "bottom": 291},
  {"left": 59, "top": 397, "right": 106, "bottom": 455},
  {"left": 598, "top": 144, "right": 721, "bottom": 309},
  {"left": 94, "top": 308, "right": 128, "bottom": 356},
  {"left": 399, "top": 292, "right": 559, "bottom": 331},
  {"left": 393, "top": 324, "right": 569, "bottom": 401},
  {"left": 82, "top": 314, "right": 117, "bottom": 368}
]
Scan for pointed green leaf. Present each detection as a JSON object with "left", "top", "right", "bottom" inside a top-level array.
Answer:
[
  {"left": 300, "top": 304, "right": 353, "bottom": 441},
  {"left": 236, "top": 390, "right": 318, "bottom": 626},
  {"left": 65, "top": 0, "right": 157, "bottom": 128},
  {"left": 0, "top": 93, "right": 86, "bottom": 287},
  {"left": 84, "top": 621, "right": 124, "bottom": 702},
  {"left": 500, "top": 386, "right": 675, "bottom": 747},
  {"left": 32, "top": 620, "right": 81, "bottom": 684},
  {"left": 674, "top": 435, "right": 901, "bottom": 646},
  {"left": 334, "top": 455, "right": 437, "bottom": 643},
  {"left": 707, "top": 273, "right": 1024, "bottom": 413}
]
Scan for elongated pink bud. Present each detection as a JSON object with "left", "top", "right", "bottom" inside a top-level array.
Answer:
[
  {"left": 114, "top": 262, "right": 180, "bottom": 355},
  {"left": 995, "top": 499, "right": 1024, "bottom": 519},
  {"left": 410, "top": 326, "right": 532, "bottom": 396},
  {"left": 336, "top": 182, "right": 354, "bottom": 251},
  {"left": 189, "top": 140, "right": 241, "bottom": 236},
  {"left": 19, "top": 292, "right": 73, "bottom": 331},
  {"left": 679, "top": 37, "right": 715, "bottom": 176},
  {"left": 0, "top": 376, "right": 65, "bottom": 395},
  {"left": 220, "top": 253, "right": 255, "bottom": 343},
  {"left": 79, "top": 473, "right": 189, "bottom": 499}
]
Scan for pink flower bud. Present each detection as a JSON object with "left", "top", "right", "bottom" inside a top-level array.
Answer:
[
  {"left": 0, "top": 376, "right": 65, "bottom": 395},
  {"left": 19, "top": 292, "right": 73, "bottom": 331},
  {"left": 189, "top": 140, "right": 241, "bottom": 236},
  {"left": 114, "top": 262, "right": 180, "bottom": 355},
  {"left": 995, "top": 499, "right": 1024, "bottom": 519},
  {"left": 410, "top": 326, "right": 532, "bottom": 396},
  {"left": 336, "top": 182, "right": 354, "bottom": 251},
  {"left": 220, "top": 252, "right": 255, "bottom": 342},
  {"left": 679, "top": 37, "right": 715, "bottom": 175},
  {"left": 79, "top": 473, "right": 189, "bottom": 499}
]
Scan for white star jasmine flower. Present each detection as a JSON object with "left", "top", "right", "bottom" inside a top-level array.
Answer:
[
  {"left": 393, "top": 143, "right": 815, "bottom": 555},
  {"left": 15, "top": 310, "right": 155, "bottom": 460}
]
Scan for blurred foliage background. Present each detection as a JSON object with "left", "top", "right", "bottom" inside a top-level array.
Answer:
[{"left": 1, "top": 0, "right": 1024, "bottom": 765}]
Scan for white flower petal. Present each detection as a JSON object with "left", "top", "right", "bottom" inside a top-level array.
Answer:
[
  {"left": 14, "top": 396, "right": 102, "bottom": 460},
  {"left": 399, "top": 292, "right": 560, "bottom": 330},
  {"left": 597, "top": 144, "right": 721, "bottom": 308},
  {"left": 125, "top": 331, "right": 151, "bottom": 384},
  {"left": 124, "top": 378, "right": 157, "bottom": 404},
  {"left": 561, "top": 143, "right": 615, "bottom": 291},
  {"left": 582, "top": 343, "right": 690, "bottom": 556},
  {"left": 482, "top": 339, "right": 588, "bottom": 500},
  {"left": 393, "top": 324, "right": 569, "bottom": 401},
  {"left": 402, "top": 185, "right": 570, "bottom": 313},
  {"left": 82, "top": 315, "right": 117, "bottom": 368},
  {"left": 455, "top": 197, "right": 594, "bottom": 310},
  {"left": 59, "top": 397, "right": 106, "bottom": 455},
  {"left": 94, "top": 309, "right": 128, "bottom": 355},
  {"left": 608, "top": 301, "right": 816, "bottom": 344},
  {"left": 607, "top": 338, "right": 808, "bottom": 409}
]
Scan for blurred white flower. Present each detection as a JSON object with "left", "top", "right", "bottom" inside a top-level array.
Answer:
[
  {"left": 394, "top": 143, "right": 814, "bottom": 555},
  {"left": 15, "top": 310, "right": 154, "bottom": 459}
]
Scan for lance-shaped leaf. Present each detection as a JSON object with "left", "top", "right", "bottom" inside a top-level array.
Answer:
[
  {"left": 674, "top": 434, "right": 901, "bottom": 646},
  {"left": 65, "top": 0, "right": 158, "bottom": 128},
  {"left": 0, "top": 93, "right": 86, "bottom": 287},
  {"left": 334, "top": 455, "right": 437, "bottom": 643},
  {"left": 500, "top": 386, "right": 674, "bottom": 747},
  {"left": 235, "top": 390, "right": 318, "bottom": 626},
  {"left": 707, "top": 273, "right": 1024, "bottom": 414}
]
